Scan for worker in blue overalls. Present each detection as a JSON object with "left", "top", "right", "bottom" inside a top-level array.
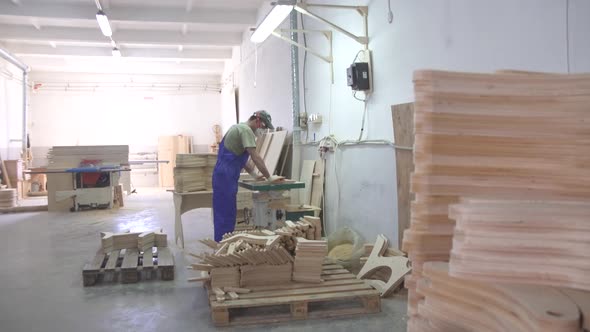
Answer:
[{"left": 212, "top": 111, "right": 274, "bottom": 241}]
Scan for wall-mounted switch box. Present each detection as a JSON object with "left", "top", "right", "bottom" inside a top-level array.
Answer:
[{"left": 347, "top": 62, "right": 370, "bottom": 91}]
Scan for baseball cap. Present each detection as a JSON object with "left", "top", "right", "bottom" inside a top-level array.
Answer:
[{"left": 255, "top": 110, "right": 274, "bottom": 129}]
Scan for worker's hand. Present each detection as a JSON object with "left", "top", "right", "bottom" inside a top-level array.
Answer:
[
  {"left": 247, "top": 169, "right": 259, "bottom": 179},
  {"left": 256, "top": 176, "right": 266, "bottom": 181}
]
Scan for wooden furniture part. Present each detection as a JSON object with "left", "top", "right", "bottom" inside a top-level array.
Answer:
[
  {"left": 158, "top": 135, "right": 192, "bottom": 188},
  {"left": 391, "top": 103, "right": 415, "bottom": 249},
  {"left": 0, "top": 189, "right": 17, "bottom": 208},
  {"left": 413, "top": 262, "right": 581, "bottom": 332},
  {"left": 240, "top": 263, "right": 293, "bottom": 287},
  {"left": 253, "top": 130, "right": 288, "bottom": 177},
  {"left": 403, "top": 70, "right": 590, "bottom": 321},
  {"left": 82, "top": 247, "right": 174, "bottom": 286},
  {"left": 0, "top": 152, "right": 12, "bottom": 188},
  {"left": 448, "top": 199, "right": 590, "bottom": 291},
  {"left": 292, "top": 238, "right": 327, "bottom": 283},
  {"left": 172, "top": 190, "right": 252, "bottom": 248},
  {"left": 310, "top": 159, "right": 325, "bottom": 209},
  {"left": 357, "top": 235, "right": 412, "bottom": 297},
  {"left": 101, "top": 229, "right": 167, "bottom": 253},
  {"left": 207, "top": 262, "right": 381, "bottom": 327}
]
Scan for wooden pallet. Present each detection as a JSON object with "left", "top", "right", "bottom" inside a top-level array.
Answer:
[
  {"left": 83, "top": 247, "right": 174, "bottom": 286},
  {"left": 207, "top": 263, "right": 381, "bottom": 326}
]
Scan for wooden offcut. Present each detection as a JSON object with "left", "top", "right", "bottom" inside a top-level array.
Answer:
[{"left": 391, "top": 103, "right": 414, "bottom": 248}]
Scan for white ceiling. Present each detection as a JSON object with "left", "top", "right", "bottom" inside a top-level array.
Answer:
[{"left": 0, "top": 0, "right": 265, "bottom": 76}]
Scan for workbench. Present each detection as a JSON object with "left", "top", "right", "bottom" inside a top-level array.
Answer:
[{"left": 171, "top": 190, "right": 252, "bottom": 248}]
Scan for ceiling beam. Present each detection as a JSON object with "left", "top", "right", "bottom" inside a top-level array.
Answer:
[
  {"left": 0, "top": 24, "right": 243, "bottom": 47},
  {"left": 0, "top": 1, "right": 257, "bottom": 26},
  {"left": 5, "top": 43, "right": 232, "bottom": 60}
]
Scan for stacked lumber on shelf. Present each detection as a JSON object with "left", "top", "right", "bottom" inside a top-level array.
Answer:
[
  {"left": 158, "top": 135, "right": 192, "bottom": 187},
  {"left": 0, "top": 188, "right": 17, "bottom": 208},
  {"left": 449, "top": 199, "right": 590, "bottom": 291},
  {"left": 292, "top": 238, "right": 327, "bottom": 283},
  {"left": 413, "top": 262, "right": 582, "bottom": 332},
  {"left": 47, "top": 145, "right": 129, "bottom": 169},
  {"left": 173, "top": 153, "right": 216, "bottom": 193},
  {"left": 403, "top": 70, "right": 590, "bottom": 320}
]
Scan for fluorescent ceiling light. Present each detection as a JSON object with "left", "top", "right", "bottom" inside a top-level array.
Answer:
[
  {"left": 250, "top": 1, "right": 295, "bottom": 43},
  {"left": 112, "top": 47, "right": 121, "bottom": 57},
  {"left": 96, "top": 10, "right": 112, "bottom": 37}
]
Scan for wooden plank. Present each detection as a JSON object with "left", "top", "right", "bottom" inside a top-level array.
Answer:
[
  {"left": 392, "top": 103, "right": 414, "bottom": 249},
  {"left": 264, "top": 131, "right": 288, "bottom": 176},
  {"left": 242, "top": 278, "right": 365, "bottom": 292},
  {"left": 143, "top": 249, "right": 154, "bottom": 268},
  {"left": 310, "top": 159, "right": 325, "bottom": 208},
  {"left": 104, "top": 250, "right": 121, "bottom": 271},
  {"left": 156, "top": 247, "right": 174, "bottom": 267},
  {"left": 232, "top": 283, "right": 373, "bottom": 300},
  {"left": 0, "top": 152, "right": 12, "bottom": 188},
  {"left": 211, "top": 289, "right": 380, "bottom": 309},
  {"left": 299, "top": 160, "right": 316, "bottom": 205},
  {"left": 122, "top": 249, "right": 139, "bottom": 269}
]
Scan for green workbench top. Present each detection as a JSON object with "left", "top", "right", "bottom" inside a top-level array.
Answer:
[{"left": 238, "top": 180, "right": 305, "bottom": 192}]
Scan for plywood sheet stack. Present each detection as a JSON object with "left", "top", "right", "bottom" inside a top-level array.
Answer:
[
  {"left": 292, "top": 238, "right": 327, "bottom": 283},
  {"left": 173, "top": 153, "right": 216, "bottom": 193},
  {"left": 412, "top": 262, "right": 583, "bottom": 332},
  {"left": 158, "top": 135, "right": 192, "bottom": 187},
  {"left": 0, "top": 189, "right": 17, "bottom": 208},
  {"left": 404, "top": 70, "right": 590, "bottom": 327},
  {"left": 449, "top": 199, "right": 590, "bottom": 291}
]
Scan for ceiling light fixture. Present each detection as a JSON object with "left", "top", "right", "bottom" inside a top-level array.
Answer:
[
  {"left": 96, "top": 10, "right": 112, "bottom": 37},
  {"left": 178, "top": 45, "right": 184, "bottom": 52},
  {"left": 250, "top": 1, "right": 295, "bottom": 43},
  {"left": 112, "top": 47, "right": 121, "bottom": 57}
]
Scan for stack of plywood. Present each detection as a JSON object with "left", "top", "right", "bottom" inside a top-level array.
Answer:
[
  {"left": 292, "top": 238, "right": 327, "bottom": 283},
  {"left": 158, "top": 135, "right": 192, "bottom": 187},
  {"left": 449, "top": 199, "right": 590, "bottom": 291},
  {"left": 174, "top": 153, "right": 216, "bottom": 193},
  {"left": 0, "top": 189, "right": 17, "bottom": 208},
  {"left": 240, "top": 263, "right": 293, "bottom": 287},
  {"left": 413, "top": 262, "right": 583, "bottom": 332},
  {"left": 404, "top": 70, "right": 590, "bottom": 329}
]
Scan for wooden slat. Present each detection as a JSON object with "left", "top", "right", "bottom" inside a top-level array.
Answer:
[
  {"left": 122, "top": 249, "right": 139, "bottom": 269},
  {"left": 104, "top": 250, "right": 121, "bottom": 271},
  {"left": 264, "top": 131, "right": 288, "bottom": 176},
  {"left": 392, "top": 103, "right": 415, "bottom": 249},
  {"left": 228, "top": 283, "right": 373, "bottom": 301},
  {"left": 321, "top": 269, "right": 350, "bottom": 275},
  {"left": 157, "top": 247, "right": 174, "bottom": 267},
  {"left": 310, "top": 159, "right": 325, "bottom": 208},
  {"left": 143, "top": 249, "right": 154, "bottom": 268},
  {"left": 243, "top": 278, "right": 365, "bottom": 292},
  {"left": 299, "top": 160, "right": 316, "bottom": 205},
  {"left": 211, "top": 289, "right": 379, "bottom": 309}
]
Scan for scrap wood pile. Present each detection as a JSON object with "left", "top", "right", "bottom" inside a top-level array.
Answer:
[
  {"left": 174, "top": 153, "right": 216, "bottom": 192},
  {"left": 188, "top": 217, "right": 326, "bottom": 291},
  {"left": 404, "top": 70, "right": 590, "bottom": 331}
]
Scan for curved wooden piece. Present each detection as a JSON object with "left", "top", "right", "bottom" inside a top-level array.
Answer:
[{"left": 357, "top": 235, "right": 412, "bottom": 297}]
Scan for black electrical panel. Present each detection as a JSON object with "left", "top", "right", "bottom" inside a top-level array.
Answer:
[{"left": 346, "top": 62, "right": 370, "bottom": 91}]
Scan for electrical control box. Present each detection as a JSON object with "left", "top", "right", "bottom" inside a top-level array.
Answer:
[{"left": 346, "top": 62, "right": 370, "bottom": 91}]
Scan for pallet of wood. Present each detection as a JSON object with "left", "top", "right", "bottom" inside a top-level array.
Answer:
[
  {"left": 82, "top": 247, "right": 174, "bottom": 286},
  {"left": 207, "top": 262, "right": 381, "bottom": 327},
  {"left": 403, "top": 69, "right": 590, "bottom": 322}
]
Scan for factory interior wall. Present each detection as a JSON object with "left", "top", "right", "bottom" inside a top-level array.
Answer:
[
  {"left": 0, "top": 59, "right": 25, "bottom": 162},
  {"left": 27, "top": 72, "right": 223, "bottom": 186},
  {"left": 228, "top": 0, "right": 590, "bottom": 248}
]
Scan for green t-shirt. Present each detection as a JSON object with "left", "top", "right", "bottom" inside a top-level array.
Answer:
[{"left": 223, "top": 123, "right": 256, "bottom": 156}]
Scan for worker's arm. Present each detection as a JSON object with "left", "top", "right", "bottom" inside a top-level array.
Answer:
[{"left": 246, "top": 147, "right": 271, "bottom": 179}]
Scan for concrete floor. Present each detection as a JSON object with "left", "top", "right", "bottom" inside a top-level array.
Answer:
[{"left": 0, "top": 189, "right": 408, "bottom": 332}]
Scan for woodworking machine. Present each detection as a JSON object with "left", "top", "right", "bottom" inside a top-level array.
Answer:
[{"left": 237, "top": 180, "right": 305, "bottom": 229}]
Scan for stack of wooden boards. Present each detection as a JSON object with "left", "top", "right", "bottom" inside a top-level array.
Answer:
[
  {"left": 2, "top": 159, "right": 24, "bottom": 199},
  {"left": 274, "top": 216, "right": 322, "bottom": 251},
  {"left": 0, "top": 189, "right": 17, "bottom": 208},
  {"left": 83, "top": 229, "right": 174, "bottom": 286},
  {"left": 173, "top": 153, "right": 216, "bottom": 192},
  {"left": 292, "top": 238, "right": 327, "bottom": 283},
  {"left": 158, "top": 135, "right": 192, "bottom": 187},
  {"left": 189, "top": 223, "right": 328, "bottom": 288},
  {"left": 46, "top": 145, "right": 130, "bottom": 212},
  {"left": 449, "top": 199, "right": 590, "bottom": 291},
  {"left": 403, "top": 70, "right": 590, "bottom": 331}
]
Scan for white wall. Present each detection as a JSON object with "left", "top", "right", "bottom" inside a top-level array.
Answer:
[
  {"left": 0, "top": 58, "right": 24, "bottom": 161},
  {"left": 28, "top": 72, "right": 223, "bottom": 187},
  {"left": 235, "top": 0, "right": 590, "bottom": 247}
]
